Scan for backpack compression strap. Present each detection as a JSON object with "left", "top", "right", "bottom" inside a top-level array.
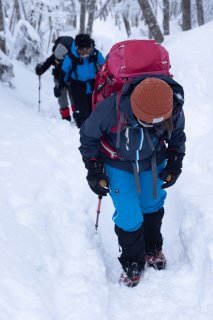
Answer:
[
  {"left": 88, "top": 48, "right": 99, "bottom": 72},
  {"left": 143, "top": 128, "right": 158, "bottom": 199}
]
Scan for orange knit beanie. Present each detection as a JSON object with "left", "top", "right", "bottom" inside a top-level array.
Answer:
[{"left": 130, "top": 78, "right": 173, "bottom": 124}]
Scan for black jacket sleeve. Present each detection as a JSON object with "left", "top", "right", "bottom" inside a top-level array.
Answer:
[
  {"left": 40, "top": 54, "right": 55, "bottom": 73},
  {"left": 167, "top": 107, "right": 186, "bottom": 154},
  {"left": 79, "top": 94, "right": 117, "bottom": 160}
]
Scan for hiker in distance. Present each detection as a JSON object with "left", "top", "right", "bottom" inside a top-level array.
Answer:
[
  {"left": 35, "top": 36, "right": 73, "bottom": 122},
  {"left": 60, "top": 34, "right": 105, "bottom": 128},
  {"left": 79, "top": 76, "right": 186, "bottom": 287}
]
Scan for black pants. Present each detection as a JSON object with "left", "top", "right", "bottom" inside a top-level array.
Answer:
[
  {"left": 115, "top": 224, "right": 145, "bottom": 271},
  {"left": 69, "top": 80, "right": 93, "bottom": 128},
  {"left": 115, "top": 208, "right": 164, "bottom": 270},
  {"left": 143, "top": 207, "right": 164, "bottom": 253}
]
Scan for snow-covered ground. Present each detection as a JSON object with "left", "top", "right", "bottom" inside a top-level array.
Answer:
[{"left": 0, "top": 20, "right": 213, "bottom": 320}]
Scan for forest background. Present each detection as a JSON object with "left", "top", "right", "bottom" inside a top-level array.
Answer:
[{"left": 0, "top": 0, "right": 213, "bottom": 84}]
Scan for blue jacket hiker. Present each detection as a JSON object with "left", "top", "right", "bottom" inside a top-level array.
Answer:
[
  {"left": 79, "top": 76, "right": 186, "bottom": 287},
  {"left": 61, "top": 34, "right": 105, "bottom": 128}
]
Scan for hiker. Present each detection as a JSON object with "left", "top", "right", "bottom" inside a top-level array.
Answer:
[
  {"left": 35, "top": 36, "right": 73, "bottom": 121},
  {"left": 60, "top": 34, "right": 105, "bottom": 128},
  {"left": 79, "top": 75, "right": 186, "bottom": 287}
]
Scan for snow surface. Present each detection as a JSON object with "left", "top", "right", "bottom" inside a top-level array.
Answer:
[{"left": 0, "top": 20, "right": 213, "bottom": 320}]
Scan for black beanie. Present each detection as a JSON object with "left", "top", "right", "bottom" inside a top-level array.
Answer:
[{"left": 75, "top": 34, "right": 92, "bottom": 49}]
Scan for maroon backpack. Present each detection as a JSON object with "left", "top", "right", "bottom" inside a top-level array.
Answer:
[{"left": 92, "top": 39, "right": 171, "bottom": 113}]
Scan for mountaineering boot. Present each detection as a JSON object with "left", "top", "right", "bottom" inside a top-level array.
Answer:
[
  {"left": 119, "top": 261, "right": 143, "bottom": 287},
  {"left": 60, "top": 107, "right": 71, "bottom": 122},
  {"left": 145, "top": 249, "right": 167, "bottom": 270},
  {"left": 115, "top": 224, "right": 145, "bottom": 287},
  {"left": 73, "top": 111, "right": 82, "bottom": 128},
  {"left": 143, "top": 207, "right": 167, "bottom": 270},
  {"left": 71, "top": 105, "right": 82, "bottom": 128}
]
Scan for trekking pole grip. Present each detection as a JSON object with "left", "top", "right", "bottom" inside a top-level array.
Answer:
[{"left": 99, "top": 179, "right": 107, "bottom": 188}]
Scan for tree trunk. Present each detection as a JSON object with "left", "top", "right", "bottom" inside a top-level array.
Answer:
[
  {"left": 19, "top": 0, "right": 27, "bottom": 20},
  {"left": 196, "top": 0, "right": 204, "bottom": 26},
  {"left": 37, "top": 3, "right": 44, "bottom": 34},
  {"left": 122, "top": 14, "right": 131, "bottom": 37},
  {"left": 72, "top": 0, "right": 77, "bottom": 28},
  {"left": 171, "top": 0, "right": 181, "bottom": 18},
  {"left": 163, "top": 0, "right": 170, "bottom": 35},
  {"left": 0, "top": 0, "right": 6, "bottom": 53},
  {"left": 79, "top": 0, "right": 86, "bottom": 34},
  {"left": 182, "top": 0, "right": 191, "bottom": 31},
  {"left": 15, "top": 0, "right": 21, "bottom": 21},
  {"left": 66, "top": 0, "right": 77, "bottom": 28},
  {"left": 37, "top": 12, "right": 42, "bottom": 33},
  {"left": 137, "top": 0, "right": 164, "bottom": 43},
  {"left": 94, "top": 0, "right": 110, "bottom": 20},
  {"left": 86, "top": 0, "right": 96, "bottom": 35},
  {"left": 9, "top": 2, "right": 16, "bottom": 33},
  {"left": 47, "top": 15, "right": 53, "bottom": 52}
]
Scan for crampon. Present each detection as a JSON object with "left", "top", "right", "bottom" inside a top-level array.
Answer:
[{"left": 145, "top": 251, "right": 167, "bottom": 270}]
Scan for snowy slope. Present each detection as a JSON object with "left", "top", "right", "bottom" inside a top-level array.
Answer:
[{"left": 0, "top": 21, "right": 213, "bottom": 320}]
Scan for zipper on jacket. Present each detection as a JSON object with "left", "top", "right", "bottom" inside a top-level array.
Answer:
[{"left": 101, "top": 140, "right": 118, "bottom": 159}]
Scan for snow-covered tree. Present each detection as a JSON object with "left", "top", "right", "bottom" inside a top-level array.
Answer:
[
  {"left": 0, "top": 0, "right": 6, "bottom": 53},
  {"left": 0, "top": 49, "right": 14, "bottom": 85},
  {"left": 12, "top": 19, "right": 41, "bottom": 64},
  {"left": 1, "top": 0, "right": 213, "bottom": 68}
]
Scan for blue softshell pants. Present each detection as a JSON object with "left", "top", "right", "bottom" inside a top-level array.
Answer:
[{"left": 105, "top": 162, "right": 167, "bottom": 232}]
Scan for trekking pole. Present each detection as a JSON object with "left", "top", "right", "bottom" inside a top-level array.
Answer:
[
  {"left": 95, "top": 195, "right": 102, "bottom": 232},
  {"left": 38, "top": 75, "right": 41, "bottom": 112},
  {"left": 95, "top": 179, "right": 108, "bottom": 232}
]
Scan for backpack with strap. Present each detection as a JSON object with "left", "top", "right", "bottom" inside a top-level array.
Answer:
[
  {"left": 68, "top": 45, "right": 99, "bottom": 81},
  {"left": 52, "top": 36, "right": 74, "bottom": 53},
  {"left": 92, "top": 39, "right": 171, "bottom": 110},
  {"left": 52, "top": 36, "right": 74, "bottom": 77},
  {"left": 92, "top": 40, "right": 173, "bottom": 198}
]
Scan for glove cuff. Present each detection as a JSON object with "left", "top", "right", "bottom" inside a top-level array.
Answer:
[
  {"left": 83, "top": 158, "right": 102, "bottom": 168},
  {"left": 166, "top": 149, "right": 185, "bottom": 162},
  {"left": 165, "top": 150, "right": 184, "bottom": 176},
  {"left": 83, "top": 158, "right": 104, "bottom": 175}
]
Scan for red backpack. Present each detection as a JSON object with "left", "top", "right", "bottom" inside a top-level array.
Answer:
[
  {"left": 92, "top": 39, "right": 172, "bottom": 158},
  {"left": 92, "top": 40, "right": 172, "bottom": 195},
  {"left": 92, "top": 39, "right": 171, "bottom": 112}
]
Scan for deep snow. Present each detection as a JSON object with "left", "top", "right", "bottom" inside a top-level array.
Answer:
[{"left": 0, "top": 20, "right": 213, "bottom": 320}]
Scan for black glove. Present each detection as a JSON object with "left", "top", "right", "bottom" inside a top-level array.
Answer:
[
  {"left": 54, "top": 86, "right": 61, "bottom": 98},
  {"left": 159, "top": 149, "right": 185, "bottom": 189},
  {"left": 84, "top": 159, "right": 109, "bottom": 196},
  {"left": 35, "top": 64, "right": 44, "bottom": 76}
]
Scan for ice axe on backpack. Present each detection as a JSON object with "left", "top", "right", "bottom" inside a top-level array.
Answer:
[{"left": 95, "top": 179, "right": 108, "bottom": 232}]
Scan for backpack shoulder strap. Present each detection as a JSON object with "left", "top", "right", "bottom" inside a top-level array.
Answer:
[
  {"left": 67, "top": 52, "right": 83, "bottom": 80},
  {"left": 68, "top": 48, "right": 100, "bottom": 79},
  {"left": 115, "top": 92, "right": 124, "bottom": 148},
  {"left": 89, "top": 48, "right": 100, "bottom": 72}
]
